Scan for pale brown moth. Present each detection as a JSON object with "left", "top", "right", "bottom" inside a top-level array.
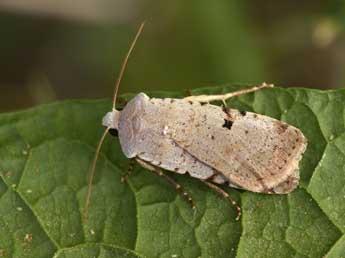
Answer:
[{"left": 84, "top": 22, "right": 307, "bottom": 221}]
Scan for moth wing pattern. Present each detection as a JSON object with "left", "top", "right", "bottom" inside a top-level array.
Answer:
[
  {"left": 118, "top": 93, "right": 217, "bottom": 180},
  {"left": 118, "top": 93, "right": 307, "bottom": 194},
  {"left": 170, "top": 99, "right": 307, "bottom": 194}
]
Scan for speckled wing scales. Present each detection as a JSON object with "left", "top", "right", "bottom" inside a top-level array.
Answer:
[
  {"left": 124, "top": 94, "right": 217, "bottom": 180},
  {"left": 119, "top": 93, "right": 307, "bottom": 194},
  {"left": 171, "top": 100, "right": 307, "bottom": 194}
]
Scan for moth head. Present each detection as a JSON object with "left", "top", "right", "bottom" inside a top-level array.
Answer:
[{"left": 102, "top": 109, "right": 120, "bottom": 130}]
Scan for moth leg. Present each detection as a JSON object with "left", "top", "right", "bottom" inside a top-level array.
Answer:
[
  {"left": 184, "top": 82, "right": 273, "bottom": 104},
  {"left": 135, "top": 158, "right": 196, "bottom": 209},
  {"left": 202, "top": 180, "right": 241, "bottom": 221},
  {"left": 121, "top": 159, "right": 136, "bottom": 183}
]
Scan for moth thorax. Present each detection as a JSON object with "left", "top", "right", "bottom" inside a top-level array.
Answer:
[{"left": 102, "top": 110, "right": 120, "bottom": 129}]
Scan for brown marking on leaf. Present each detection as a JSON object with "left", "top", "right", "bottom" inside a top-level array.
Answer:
[{"left": 24, "top": 233, "right": 33, "bottom": 243}]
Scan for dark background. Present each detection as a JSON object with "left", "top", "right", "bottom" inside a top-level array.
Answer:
[{"left": 1, "top": 0, "right": 344, "bottom": 112}]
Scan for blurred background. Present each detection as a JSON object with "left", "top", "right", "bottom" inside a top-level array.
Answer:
[{"left": 0, "top": 0, "right": 344, "bottom": 112}]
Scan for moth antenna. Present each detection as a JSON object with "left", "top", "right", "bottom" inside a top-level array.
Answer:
[
  {"left": 83, "top": 127, "right": 110, "bottom": 221},
  {"left": 84, "top": 22, "right": 146, "bottom": 221},
  {"left": 112, "top": 21, "right": 146, "bottom": 110}
]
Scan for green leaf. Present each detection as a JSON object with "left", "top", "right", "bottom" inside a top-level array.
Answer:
[{"left": 0, "top": 85, "right": 343, "bottom": 258}]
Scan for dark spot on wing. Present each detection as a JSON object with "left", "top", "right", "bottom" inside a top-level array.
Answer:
[
  {"left": 222, "top": 119, "right": 233, "bottom": 130},
  {"left": 109, "top": 128, "right": 118, "bottom": 137},
  {"left": 240, "top": 110, "right": 247, "bottom": 116},
  {"left": 201, "top": 102, "right": 207, "bottom": 106},
  {"left": 253, "top": 114, "right": 258, "bottom": 118},
  {"left": 276, "top": 122, "right": 288, "bottom": 134}
]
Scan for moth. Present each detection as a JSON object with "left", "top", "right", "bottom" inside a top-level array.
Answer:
[{"left": 84, "top": 22, "right": 307, "bottom": 220}]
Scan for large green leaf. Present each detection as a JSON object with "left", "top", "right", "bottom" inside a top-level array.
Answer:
[{"left": 0, "top": 85, "right": 344, "bottom": 258}]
